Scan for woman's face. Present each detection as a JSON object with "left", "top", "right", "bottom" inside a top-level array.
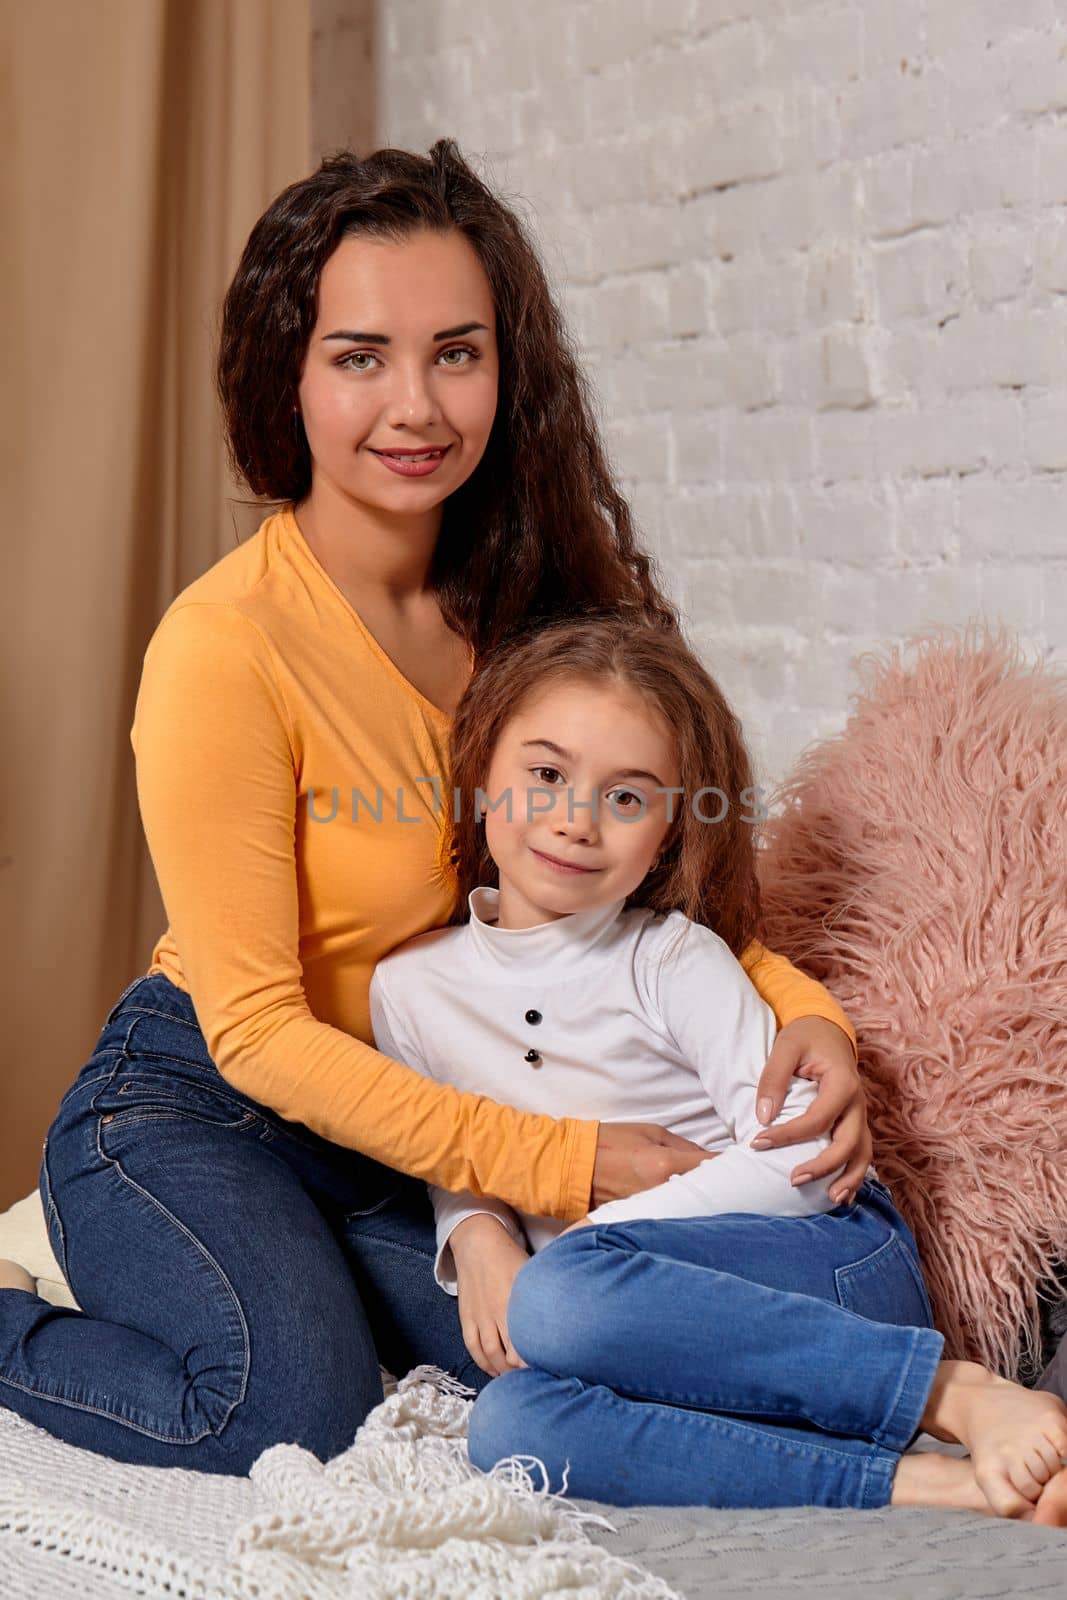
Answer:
[
  {"left": 297, "top": 228, "right": 499, "bottom": 515},
  {"left": 480, "top": 678, "right": 682, "bottom": 926}
]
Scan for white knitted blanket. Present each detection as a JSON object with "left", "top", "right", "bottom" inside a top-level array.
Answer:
[{"left": 0, "top": 1367, "right": 679, "bottom": 1599}]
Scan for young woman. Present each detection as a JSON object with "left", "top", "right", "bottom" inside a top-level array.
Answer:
[
  {"left": 369, "top": 612, "right": 1067, "bottom": 1524},
  {"left": 0, "top": 141, "right": 871, "bottom": 1477}
]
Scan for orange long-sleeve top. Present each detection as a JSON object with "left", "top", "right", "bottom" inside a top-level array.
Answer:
[{"left": 132, "top": 504, "right": 857, "bottom": 1224}]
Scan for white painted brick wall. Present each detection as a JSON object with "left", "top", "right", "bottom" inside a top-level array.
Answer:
[{"left": 371, "top": 0, "right": 1067, "bottom": 789}]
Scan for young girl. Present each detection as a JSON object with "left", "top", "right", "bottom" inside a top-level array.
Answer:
[{"left": 369, "top": 609, "right": 1067, "bottom": 1524}]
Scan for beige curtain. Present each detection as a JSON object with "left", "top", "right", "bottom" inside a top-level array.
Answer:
[{"left": 0, "top": 0, "right": 310, "bottom": 1207}]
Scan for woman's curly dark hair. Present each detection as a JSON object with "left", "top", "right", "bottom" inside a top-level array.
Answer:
[{"left": 217, "top": 139, "right": 680, "bottom": 656}]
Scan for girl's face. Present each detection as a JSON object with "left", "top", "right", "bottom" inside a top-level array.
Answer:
[
  {"left": 480, "top": 679, "right": 683, "bottom": 926},
  {"left": 297, "top": 229, "right": 499, "bottom": 516}
]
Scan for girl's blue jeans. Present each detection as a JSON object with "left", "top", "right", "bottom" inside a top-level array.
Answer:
[
  {"left": 468, "top": 1182, "right": 945, "bottom": 1508},
  {"left": 0, "top": 974, "right": 490, "bottom": 1475}
]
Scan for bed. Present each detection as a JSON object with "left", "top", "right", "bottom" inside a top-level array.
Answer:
[
  {"left": 1, "top": 1189, "right": 1064, "bottom": 1599},
  {"left": 5, "top": 628, "right": 1065, "bottom": 1596}
]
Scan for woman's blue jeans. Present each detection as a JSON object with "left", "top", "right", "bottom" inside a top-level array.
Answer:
[
  {"left": 468, "top": 1182, "right": 945, "bottom": 1508},
  {"left": 0, "top": 974, "right": 490, "bottom": 1475}
]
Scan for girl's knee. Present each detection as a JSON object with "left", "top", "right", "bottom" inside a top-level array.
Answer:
[
  {"left": 467, "top": 1368, "right": 557, "bottom": 1474},
  {"left": 506, "top": 1234, "right": 595, "bottom": 1372},
  {"left": 468, "top": 1369, "right": 590, "bottom": 1497}
]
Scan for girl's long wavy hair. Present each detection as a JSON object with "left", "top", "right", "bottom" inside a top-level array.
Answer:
[
  {"left": 217, "top": 139, "right": 677, "bottom": 656},
  {"left": 447, "top": 609, "right": 765, "bottom": 957}
]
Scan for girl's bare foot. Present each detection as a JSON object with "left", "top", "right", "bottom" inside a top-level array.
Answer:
[
  {"left": 921, "top": 1360, "right": 1067, "bottom": 1517},
  {"left": 0, "top": 1258, "right": 36, "bottom": 1294},
  {"left": 892, "top": 1451, "right": 1006, "bottom": 1515},
  {"left": 1033, "top": 1467, "right": 1067, "bottom": 1528}
]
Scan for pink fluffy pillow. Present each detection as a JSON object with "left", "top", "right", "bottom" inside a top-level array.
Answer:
[{"left": 757, "top": 624, "right": 1067, "bottom": 1378}]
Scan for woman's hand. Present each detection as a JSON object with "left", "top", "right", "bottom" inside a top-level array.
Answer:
[
  {"left": 449, "top": 1215, "right": 531, "bottom": 1378},
  {"left": 591, "top": 1123, "right": 709, "bottom": 1210},
  {"left": 751, "top": 1017, "right": 872, "bottom": 1205}
]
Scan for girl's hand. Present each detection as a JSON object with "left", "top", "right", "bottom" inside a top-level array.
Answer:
[
  {"left": 449, "top": 1216, "right": 531, "bottom": 1377},
  {"left": 591, "top": 1122, "right": 708, "bottom": 1209},
  {"left": 751, "top": 1017, "right": 872, "bottom": 1206}
]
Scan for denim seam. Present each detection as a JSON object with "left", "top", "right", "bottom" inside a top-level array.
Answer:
[
  {"left": 833, "top": 1230, "right": 938, "bottom": 1444},
  {"left": 104, "top": 975, "right": 154, "bottom": 1025},
  {"left": 97, "top": 1107, "right": 262, "bottom": 1134},
  {"left": 182, "top": 1108, "right": 329, "bottom": 1159},
  {"left": 39, "top": 1139, "right": 69, "bottom": 1284},
  {"left": 120, "top": 1005, "right": 200, "bottom": 1029},
  {"left": 832, "top": 1231, "right": 900, "bottom": 1302},
  {"left": 94, "top": 1048, "right": 263, "bottom": 1127},
  {"left": 260, "top": 1119, "right": 359, "bottom": 1159},
  {"left": 872, "top": 1327, "right": 941, "bottom": 1452},
  {"left": 104, "top": 1042, "right": 324, "bottom": 1153},
  {"left": 88, "top": 1049, "right": 135, "bottom": 1116},
  {"left": 589, "top": 1379, "right": 897, "bottom": 1477},
  {"left": 857, "top": 1451, "right": 897, "bottom": 1508},
  {"left": 93, "top": 1124, "right": 251, "bottom": 1437},
  {"left": 537, "top": 1363, "right": 900, "bottom": 1425},
  {"left": 0, "top": 1370, "right": 216, "bottom": 1446},
  {"left": 264, "top": 1126, "right": 321, "bottom": 1155},
  {"left": 339, "top": 1229, "right": 435, "bottom": 1264},
  {"left": 66, "top": 1068, "right": 125, "bottom": 1096},
  {"left": 121, "top": 1005, "right": 211, "bottom": 1073},
  {"left": 896, "top": 1240, "right": 937, "bottom": 1328},
  {"left": 125, "top": 1047, "right": 214, "bottom": 1073},
  {"left": 339, "top": 1190, "right": 405, "bottom": 1223},
  {"left": 130, "top": 1106, "right": 330, "bottom": 1161}
]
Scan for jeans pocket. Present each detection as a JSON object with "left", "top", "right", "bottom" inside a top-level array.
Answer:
[
  {"left": 835, "top": 1232, "right": 933, "bottom": 1329},
  {"left": 123, "top": 1010, "right": 213, "bottom": 1073},
  {"left": 39, "top": 1136, "right": 69, "bottom": 1283},
  {"left": 863, "top": 1175, "right": 895, "bottom": 1205},
  {"left": 343, "top": 1186, "right": 406, "bottom": 1223},
  {"left": 91, "top": 1065, "right": 263, "bottom": 1140},
  {"left": 342, "top": 1170, "right": 422, "bottom": 1230}
]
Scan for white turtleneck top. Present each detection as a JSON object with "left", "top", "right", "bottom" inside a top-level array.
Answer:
[{"left": 368, "top": 887, "right": 841, "bottom": 1293}]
